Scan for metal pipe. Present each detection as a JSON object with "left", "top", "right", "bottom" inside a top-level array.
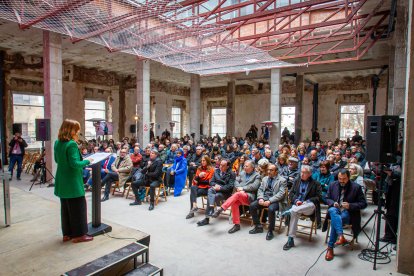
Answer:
[{"left": 312, "top": 83, "right": 319, "bottom": 131}]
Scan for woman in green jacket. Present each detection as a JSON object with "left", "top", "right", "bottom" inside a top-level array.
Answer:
[{"left": 54, "top": 119, "right": 93, "bottom": 243}]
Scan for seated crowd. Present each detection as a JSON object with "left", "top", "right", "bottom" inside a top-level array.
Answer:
[{"left": 79, "top": 128, "right": 374, "bottom": 261}]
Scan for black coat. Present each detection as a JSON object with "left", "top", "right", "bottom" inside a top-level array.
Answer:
[
  {"left": 141, "top": 157, "right": 163, "bottom": 184},
  {"left": 323, "top": 180, "right": 367, "bottom": 237},
  {"left": 210, "top": 168, "right": 236, "bottom": 196},
  {"left": 188, "top": 153, "right": 203, "bottom": 173},
  {"left": 9, "top": 138, "right": 28, "bottom": 156},
  {"left": 289, "top": 177, "right": 322, "bottom": 221}
]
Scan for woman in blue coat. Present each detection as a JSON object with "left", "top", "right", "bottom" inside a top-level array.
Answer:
[{"left": 170, "top": 148, "right": 188, "bottom": 196}]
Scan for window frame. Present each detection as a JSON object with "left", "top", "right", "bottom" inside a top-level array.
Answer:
[
  {"left": 171, "top": 106, "right": 182, "bottom": 138},
  {"left": 210, "top": 107, "right": 227, "bottom": 138},
  {"left": 280, "top": 105, "right": 296, "bottom": 135},
  {"left": 84, "top": 99, "right": 106, "bottom": 140},
  {"left": 338, "top": 104, "right": 366, "bottom": 140},
  {"left": 12, "top": 93, "right": 45, "bottom": 149}
]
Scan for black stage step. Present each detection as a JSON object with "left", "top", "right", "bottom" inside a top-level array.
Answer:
[
  {"left": 63, "top": 242, "right": 148, "bottom": 276},
  {"left": 123, "top": 263, "right": 163, "bottom": 276}
]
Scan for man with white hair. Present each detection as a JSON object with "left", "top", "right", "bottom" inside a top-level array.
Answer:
[
  {"left": 282, "top": 165, "right": 322, "bottom": 250},
  {"left": 211, "top": 160, "right": 261, "bottom": 234}
]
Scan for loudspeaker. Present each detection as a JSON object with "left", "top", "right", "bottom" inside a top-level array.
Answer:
[
  {"left": 130, "top": 124, "right": 136, "bottom": 133},
  {"left": 365, "top": 115, "right": 399, "bottom": 163},
  {"left": 35, "top": 119, "right": 50, "bottom": 141},
  {"left": 12, "top": 123, "right": 22, "bottom": 134}
]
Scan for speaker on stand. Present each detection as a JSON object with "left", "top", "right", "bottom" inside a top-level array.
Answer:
[{"left": 30, "top": 119, "right": 53, "bottom": 190}]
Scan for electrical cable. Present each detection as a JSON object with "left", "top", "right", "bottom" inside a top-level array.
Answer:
[
  {"left": 102, "top": 230, "right": 140, "bottom": 242},
  {"left": 304, "top": 248, "right": 327, "bottom": 276}
]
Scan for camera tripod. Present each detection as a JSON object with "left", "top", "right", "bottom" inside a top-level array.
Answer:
[
  {"left": 358, "top": 165, "right": 397, "bottom": 270},
  {"left": 29, "top": 142, "right": 55, "bottom": 191}
]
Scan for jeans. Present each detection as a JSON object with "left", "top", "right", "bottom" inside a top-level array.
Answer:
[
  {"left": 250, "top": 200, "right": 279, "bottom": 230},
  {"left": 328, "top": 207, "right": 350, "bottom": 248},
  {"left": 9, "top": 154, "right": 23, "bottom": 178}
]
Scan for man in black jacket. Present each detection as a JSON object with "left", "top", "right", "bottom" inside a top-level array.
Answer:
[
  {"left": 197, "top": 159, "right": 235, "bottom": 226},
  {"left": 282, "top": 165, "right": 322, "bottom": 250},
  {"left": 324, "top": 169, "right": 367, "bottom": 261},
  {"left": 188, "top": 146, "right": 203, "bottom": 184},
  {"left": 134, "top": 149, "right": 163, "bottom": 211},
  {"left": 8, "top": 131, "right": 28, "bottom": 181}
]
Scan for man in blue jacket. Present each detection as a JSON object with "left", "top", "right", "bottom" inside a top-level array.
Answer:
[{"left": 324, "top": 169, "right": 367, "bottom": 261}]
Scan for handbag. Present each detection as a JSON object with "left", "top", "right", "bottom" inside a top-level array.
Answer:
[{"left": 132, "top": 168, "right": 144, "bottom": 182}]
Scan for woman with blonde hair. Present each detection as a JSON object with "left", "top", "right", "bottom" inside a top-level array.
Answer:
[
  {"left": 54, "top": 119, "right": 93, "bottom": 243},
  {"left": 349, "top": 163, "right": 365, "bottom": 192},
  {"left": 277, "top": 153, "right": 289, "bottom": 176}
]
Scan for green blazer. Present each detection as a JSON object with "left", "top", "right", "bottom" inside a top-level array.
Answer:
[{"left": 54, "top": 139, "right": 90, "bottom": 199}]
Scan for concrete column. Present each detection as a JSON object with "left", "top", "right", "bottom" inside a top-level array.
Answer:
[
  {"left": 43, "top": 31, "right": 63, "bottom": 175},
  {"left": 136, "top": 59, "right": 150, "bottom": 146},
  {"left": 118, "top": 76, "right": 126, "bottom": 139},
  {"left": 390, "top": 0, "right": 409, "bottom": 115},
  {"left": 226, "top": 79, "right": 236, "bottom": 137},
  {"left": 397, "top": 0, "right": 414, "bottom": 273},
  {"left": 270, "top": 69, "right": 281, "bottom": 147},
  {"left": 295, "top": 74, "right": 304, "bottom": 144},
  {"left": 153, "top": 91, "right": 169, "bottom": 137},
  {"left": 190, "top": 74, "right": 201, "bottom": 141}
]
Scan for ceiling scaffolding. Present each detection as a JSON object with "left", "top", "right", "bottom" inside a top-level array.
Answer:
[{"left": 0, "top": 0, "right": 390, "bottom": 75}]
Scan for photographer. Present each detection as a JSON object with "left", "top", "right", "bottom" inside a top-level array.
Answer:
[{"left": 8, "top": 131, "right": 28, "bottom": 181}]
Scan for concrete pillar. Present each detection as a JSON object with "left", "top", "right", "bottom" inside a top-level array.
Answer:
[
  {"left": 295, "top": 74, "right": 304, "bottom": 144},
  {"left": 390, "top": 0, "right": 409, "bottom": 115},
  {"left": 190, "top": 74, "right": 201, "bottom": 141},
  {"left": 43, "top": 31, "right": 63, "bottom": 175},
  {"left": 136, "top": 59, "right": 150, "bottom": 146},
  {"left": 118, "top": 76, "right": 126, "bottom": 139},
  {"left": 397, "top": 0, "right": 414, "bottom": 273},
  {"left": 153, "top": 91, "right": 169, "bottom": 137},
  {"left": 270, "top": 69, "right": 281, "bottom": 147},
  {"left": 226, "top": 79, "right": 236, "bottom": 137}
]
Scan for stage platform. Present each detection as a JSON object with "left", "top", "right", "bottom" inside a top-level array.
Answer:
[{"left": 0, "top": 186, "right": 150, "bottom": 276}]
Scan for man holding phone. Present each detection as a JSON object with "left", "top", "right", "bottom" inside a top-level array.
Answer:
[
  {"left": 324, "top": 169, "right": 367, "bottom": 261},
  {"left": 8, "top": 131, "right": 28, "bottom": 181}
]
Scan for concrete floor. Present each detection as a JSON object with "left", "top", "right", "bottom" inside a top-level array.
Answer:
[{"left": 2, "top": 173, "right": 404, "bottom": 276}]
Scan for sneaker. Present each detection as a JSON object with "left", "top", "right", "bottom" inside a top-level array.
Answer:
[
  {"left": 186, "top": 212, "right": 195, "bottom": 219},
  {"left": 17, "top": 177, "right": 21, "bottom": 181},
  {"left": 129, "top": 201, "right": 142, "bottom": 206}
]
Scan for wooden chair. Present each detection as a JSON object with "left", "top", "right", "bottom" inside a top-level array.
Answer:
[
  {"left": 142, "top": 173, "right": 168, "bottom": 205},
  {"left": 324, "top": 220, "right": 357, "bottom": 250},
  {"left": 259, "top": 208, "right": 285, "bottom": 233},
  {"left": 287, "top": 212, "right": 318, "bottom": 241},
  {"left": 111, "top": 181, "right": 122, "bottom": 195}
]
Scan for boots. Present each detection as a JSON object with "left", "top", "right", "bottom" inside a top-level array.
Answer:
[{"left": 325, "top": 247, "right": 334, "bottom": 261}]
